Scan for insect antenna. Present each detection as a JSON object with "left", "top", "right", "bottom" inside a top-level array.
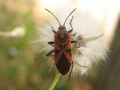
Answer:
[
  {"left": 45, "top": 8, "right": 61, "bottom": 26},
  {"left": 63, "top": 8, "right": 76, "bottom": 26}
]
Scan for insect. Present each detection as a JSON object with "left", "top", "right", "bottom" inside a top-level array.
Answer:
[{"left": 45, "top": 8, "right": 77, "bottom": 76}]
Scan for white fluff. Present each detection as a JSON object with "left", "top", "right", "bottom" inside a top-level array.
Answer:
[{"left": 34, "top": 8, "right": 109, "bottom": 76}]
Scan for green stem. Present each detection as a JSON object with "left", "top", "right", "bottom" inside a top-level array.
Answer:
[{"left": 48, "top": 73, "right": 61, "bottom": 90}]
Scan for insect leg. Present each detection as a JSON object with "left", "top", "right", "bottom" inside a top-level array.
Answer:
[
  {"left": 74, "top": 61, "right": 88, "bottom": 68},
  {"left": 47, "top": 41, "right": 55, "bottom": 56},
  {"left": 69, "top": 16, "right": 74, "bottom": 33},
  {"left": 74, "top": 42, "right": 81, "bottom": 48},
  {"left": 46, "top": 50, "right": 55, "bottom": 56},
  {"left": 71, "top": 40, "right": 80, "bottom": 48},
  {"left": 71, "top": 40, "right": 77, "bottom": 43},
  {"left": 48, "top": 41, "right": 54, "bottom": 46},
  {"left": 71, "top": 40, "right": 81, "bottom": 48},
  {"left": 68, "top": 61, "right": 73, "bottom": 80},
  {"left": 51, "top": 26, "right": 56, "bottom": 33}
]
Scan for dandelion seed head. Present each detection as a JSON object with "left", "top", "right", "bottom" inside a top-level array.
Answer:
[{"left": 35, "top": 8, "right": 109, "bottom": 76}]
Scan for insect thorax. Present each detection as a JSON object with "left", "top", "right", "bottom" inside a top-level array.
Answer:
[{"left": 56, "top": 28, "right": 70, "bottom": 44}]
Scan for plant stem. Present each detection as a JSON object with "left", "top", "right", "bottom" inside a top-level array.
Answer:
[{"left": 48, "top": 73, "right": 61, "bottom": 90}]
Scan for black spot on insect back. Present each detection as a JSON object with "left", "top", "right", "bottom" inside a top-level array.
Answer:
[{"left": 56, "top": 54, "right": 71, "bottom": 75}]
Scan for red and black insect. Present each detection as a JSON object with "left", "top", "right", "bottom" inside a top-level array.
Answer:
[{"left": 46, "top": 9, "right": 77, "bottom": 76}]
